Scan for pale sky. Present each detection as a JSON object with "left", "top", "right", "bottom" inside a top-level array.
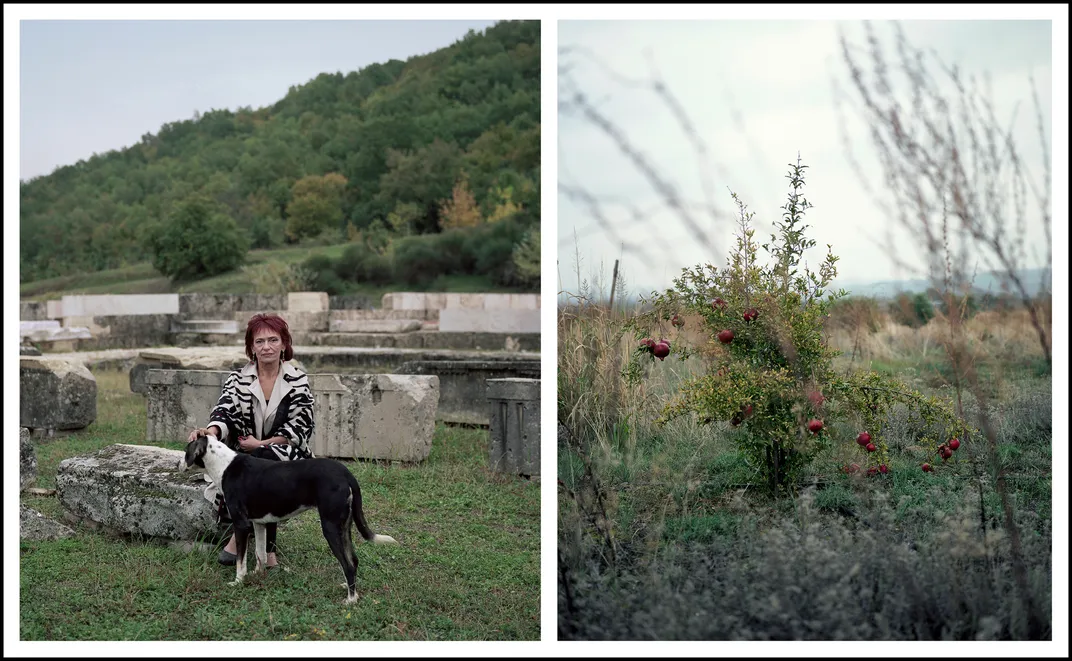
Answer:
[
  {"left": 18, "top": 18, "right": 499, "bottom": 181},
  {"left": 558, "top": 18, "right": 1057, "bottom": 299}
]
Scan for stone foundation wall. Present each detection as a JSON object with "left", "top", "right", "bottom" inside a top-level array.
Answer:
[{"left": 145, "top": 369, "right": 439, "bottom": 462}]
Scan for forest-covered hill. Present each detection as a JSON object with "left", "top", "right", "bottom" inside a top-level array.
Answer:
[{"left": 19, "top": 20, "right": 540, "bottom": 284}]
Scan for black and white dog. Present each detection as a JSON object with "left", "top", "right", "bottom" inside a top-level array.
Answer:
[{"left": 178, "top": 434, "right": 397, "bottom": 604}]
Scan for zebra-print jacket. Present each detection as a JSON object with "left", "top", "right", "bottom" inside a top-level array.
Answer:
[{"left": 207, "top": 361, "right": 316, "bottom": 461}]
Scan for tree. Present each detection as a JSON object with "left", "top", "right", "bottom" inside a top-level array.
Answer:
[
  {"left": 439, "top": 172, "right": 483, "bottom": 229},
  {"left": 512, "top": 228, "right": 540, "bottom": 289},
  {"left": 285, "top": 173, "right": 348, "bottom": 241},
  {"left": 486, "top": 184, "right": 523, "bottom": 223},
  {"left": 385, "top": 201, "right": 423, "bottom": 236},
  {"left": 148, "top": 194, "right": 247, "bottom": 281},
  {"left": 375, "top": 138, "right": 464, "bottom": 232}
]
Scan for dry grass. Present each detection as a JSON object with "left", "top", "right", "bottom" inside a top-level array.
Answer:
[
  {"left": 557, "top": 292, "right": 1052, "bottom": 641},
  {"left": 824, "top": 306, "right": 1050, "bottom": 368}
]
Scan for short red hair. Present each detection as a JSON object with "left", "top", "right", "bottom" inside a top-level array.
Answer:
[{"left": 244, "top": 313, "right": 294, "bottom": 363}]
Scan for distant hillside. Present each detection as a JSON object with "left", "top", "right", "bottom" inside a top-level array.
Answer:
[
  {"left": 19, "top": 20, "right": 540, "bottom": 282},
  {"left": 835, "top": 267, "right": 1052, "bottom": 300}
]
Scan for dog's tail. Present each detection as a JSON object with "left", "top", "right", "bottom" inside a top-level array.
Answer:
[{"left": 348, "top": 471, "right": 398, "bottom": 545}]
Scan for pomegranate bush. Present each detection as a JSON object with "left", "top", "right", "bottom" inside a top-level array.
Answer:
[{"left": 624, "top": 158, "right": 971, "bottom": 492}]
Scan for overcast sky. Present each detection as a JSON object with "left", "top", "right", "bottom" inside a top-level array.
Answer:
[
  {"left": 18, "top": 18, "right": 499, "bottom": 181},
  {"left": 558, "top": 18, "right": 1057, "bottom": 299}
]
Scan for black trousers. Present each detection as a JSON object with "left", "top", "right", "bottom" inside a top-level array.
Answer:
[{"left": 216, "top": 445, "right": 284, "bottom": 554}]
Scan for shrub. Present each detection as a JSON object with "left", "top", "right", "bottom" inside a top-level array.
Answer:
[
  {"left": 890, "top": 291, "right": 937, "bottom": 328},
  {"left": 241, "top": 261, "right": 315, "bottom": 295},
  {"left": 560, "top": 490, "right": 1052, "bottom": 640},
  {"left": 391, "top": 233, "right": 459, "bottom": 286},
  {"left": 335, "top": 242, "right": 393, "bottom": 286},
  {"left": 248, "top": 216, "right": 286, "bottom": 250},
  {"left": 301, "top": 254, "right": 346, "bottom": 295},
  {"left": 464, "top": 217, "right": 529, "bottom": 286},
  {"left": 624, "top": 158, "right": 970, "bottom": 493},
  {"left": 148, "top": 195, "right": 247, "bottom": 281},
  {"left": 512, "top": 228, "right": 540, "bottom": 291}
]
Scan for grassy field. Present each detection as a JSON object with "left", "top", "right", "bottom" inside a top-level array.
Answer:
[
  {"left": 18, "top": 243, "right": 524, "bottom": 301},
  {"left": 20, "top": 369, "right": 540, "bottom": 641},
  {"left": 557, "top": 296, "right": 1053, "bottom": 640}
]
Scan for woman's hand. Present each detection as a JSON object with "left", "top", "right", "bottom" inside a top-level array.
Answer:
[
  {"left": 188, "top": 425, "right": 221, "bottom": 443},
  {"left": 238, "top": 435, "right": 264, "bottom": 452}
]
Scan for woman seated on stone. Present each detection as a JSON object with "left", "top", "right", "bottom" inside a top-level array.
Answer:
[{"left": 186, "top": 312, "right": 315, "bottom": 568}]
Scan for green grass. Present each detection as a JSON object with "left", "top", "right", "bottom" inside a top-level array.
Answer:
[
  {"left": 20, "top": 369, "right": 540, "bottom": 641},
  {"left": 20, "top": 243, "right": 531, "bottom": 300}
]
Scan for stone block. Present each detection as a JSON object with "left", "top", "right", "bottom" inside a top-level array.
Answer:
[
  {"left": 329, "top": 319, "right": 422, "bottom": 333},
  {"left": 329, "top": 308, "right": 430, "bottom": 321},
  {"left": 397, "top": 359, "right": 541, "bottom": 425},
  {"left": 171, "top": 319, "right": 239, "bottom": 334},
  {"left": 282, "top": 311, "right": 329, "bottom": 333},
  {"left": 327, "top": 294, "right": 375, "bottom": 310},
  {"left": 318, "top": 374, "right": 439, "bottom": 462},
  {"left": 511, "top": 294, "right": 541, "bottom": 310},
  {"left": 46, "top": 299, "right": 64, "bottom": 319},
  {"left": 439, "top": 309, "right": 542, "bottom": 334},
  {"left": 25, "top": 326, "right": 94, "bottom": 343},
  {"left": 21, "top": 506, "right": 76, "bottom": 541},
  {"left": 287, "top": 292, "right": 329, "bottom": 312},
  {"left": 62, "top": 294, "right": 179, "bottom": 317},
  {"left": 20, "top": 357, "right": 97, "bottom": 432},
  {"left": 51, "top": 314, "right": 173, "bottom": 351},
  {"left": 21, "top": 427, "right": 37, "bottom": 490},
  {"left": 381, "top": 292, "right": 411, "bottom": 310},
  {"left": 129, "top": 348, "right": 251, "bottom": 394},
  {"left": 232, "top": 310, "right": 328, "bottom": 333},
  {"left": 20, "top": 300, "right": 49, "bottom": 321},
  {"left": 20, "top": 320, "right": 61, "bottom": 336},
  {"left": 145, "top": 370, "right": 438, "bottom": 462},
  {"left": 444, "top": 293, "right": 486, "bottom": 309},
  {"left": 487, "top": 378, "right": 541, "bottom": 477},
  {"left": 482, "top": 294, "right": 515, "bottom": 310},
  {"left": 55, "top": 444, "right": 224, "bottom": 542},
  {"left": 181, "top": 293, "right": 285, "bottom": 320},
  {"left": 61, "top": 315, "right": 101, "bottom": 330}
]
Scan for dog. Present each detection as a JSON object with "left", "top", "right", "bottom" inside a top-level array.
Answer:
[{"left": 178, "top": 434, "right": 397, "bottom": 604}]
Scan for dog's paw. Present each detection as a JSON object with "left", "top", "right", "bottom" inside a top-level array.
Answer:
[
  {"left": 228, "top": 579, "right": 244, "bottom": 586},
  {"left": 343, "top": 593, "right": 359, "bottom": 605}
]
